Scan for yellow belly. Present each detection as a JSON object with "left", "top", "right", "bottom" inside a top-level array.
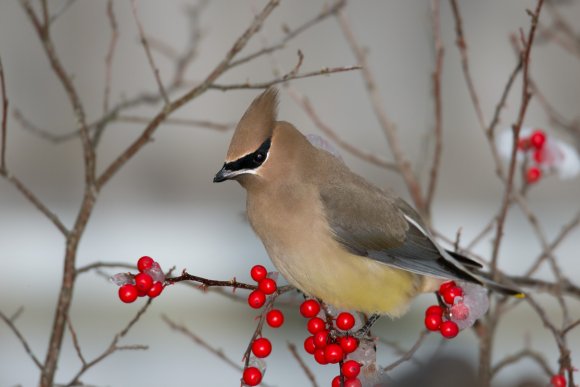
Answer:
[{"left": 264, "top": 233, "right": 421, "bottom": 317}]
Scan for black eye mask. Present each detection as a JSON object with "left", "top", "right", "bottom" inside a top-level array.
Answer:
[{"left": 224, "top": 137, "right": 272, "bottom": 172}]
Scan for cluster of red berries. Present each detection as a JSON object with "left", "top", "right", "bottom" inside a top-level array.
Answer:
[
  {"left": 300, "top": 299, "right": 362, "bottom": 386},
  {"left": 551, "top": 374, "right": 566, "bottom": 387},
  {"left": 517, "top": 129, "right": 546, "bottom": 184},
  {"left": 423, "top": 281, "right": 464, "bottom": 339},
  {"left": 117, "top": 256, "right": 164, "bottom": 303},
  {"left": 243, "top": 265, "right": 284, "bottom": 386}
]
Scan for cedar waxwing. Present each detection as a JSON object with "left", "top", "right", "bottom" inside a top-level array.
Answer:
[{"left": 214, "top": 88, "right": 522, "bottom": 318}]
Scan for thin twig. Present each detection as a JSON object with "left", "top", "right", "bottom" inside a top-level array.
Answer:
[
  {"left": 209, "top": 65, "right": 360, "bottom": 90},
  {"left": 382, "top": 331, "right": 428, "bottom": 373},
  {"left": 115, "top": 115, "right": 234, "bottom": 131},
  {"left": 288, "top": 342, "right": 319, "bottom": 387},
  {"left": 288, "top": 89, "right": 397, "bottom": 171},
  {"left": 131, "top": 0, "right": 169, "bottom": 105},
  {"left": 67, "top": 299, "right": 152, "bottom": 386},
  {"left": 0, "top": 56, "right": 7, "bottom": 172},
  {"left": 66, "top": 316, "right": 87, "bottom": 366},
  {"left": 337, "top": 9, "right": 425, "bottom": 213},
  {"left": 425, "top": 0, "right": 445, "bottom": 215},
  {"left": 162, "top": 315, "right": 242, "bottom": 373},
  {"left": 0, "top": 310, "right": 43, "bottom": 369},
  {"left": 103, "top": 0, "right": 119, "bottom": 114},
  {"left": 95, "top": 0, "right": 281, "bottom": 190},
  {"left": 492, "top": 348, "right": 553, "bottom": 377}
]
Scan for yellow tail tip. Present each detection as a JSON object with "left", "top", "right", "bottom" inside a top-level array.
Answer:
[{"left": 514, "top": 293, "right": 526, "bottom": 299}]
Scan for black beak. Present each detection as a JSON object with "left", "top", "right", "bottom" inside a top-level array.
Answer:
[{"left": 213, "top": 164, "right": 233, "bottom": 183}]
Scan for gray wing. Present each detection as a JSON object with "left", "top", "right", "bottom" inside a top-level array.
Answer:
[{"left": 319, "top": 178, "right": 481, "bottom": 283}]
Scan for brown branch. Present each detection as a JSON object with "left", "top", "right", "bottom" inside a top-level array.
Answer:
[
  {"left": 0, "top": 56, "right": 7, "bottom": 172},
  {"left": 288, "top": 89, "right": 396, "bottom": 171},
  {"left": 95, "top": 0, "right": 281, "bottom": 190},
  {"left": 209, "top": 65, "right": 361, "bottom": 90},
  {"left": 337, "top": 9, "right": 426, "bottom": 213},
  {"left": 288, "top": 342, "right": 319, "bottom": 387},
  {"left": 492, "top": 348, "right": 554, "bottom": 377},
  {"left": 448, "top": 0, "right": 486, "bottom": 132},
  {"left": 3, "top": 174, "right": 69, "bottom": 236},
  {"left": 103, "top": 0, "right": 119, "bottom": 114},
  {"left": 115, "top": 115, "right": 234, "bottom": 131},
  {"left": 425, "top": 0, "right": 445, "bottom": 214},
  {"left": 229, "top": 0, "right": 346, "bottom": 69},
  {"left": 162, "top": 315, "right": 243, "bottom": 373},
  {"left": 75, "top": 261, "right": 136, "bottom": 276},
  {"left": 382, "top": 331, "right": 428, "bottom": 373},
  {"left": 562, "top": 319, "right": 580, "bottom": 335},
  {"left": 166, "top": 270, "right": 257, "bottom": 291},
  {"left": 131, "top": 0, "right": 169, "bottom": 105},
  {"left": 0, "top": 309, "right": 43, "bottom": 369},
  {"left": 66, "top": 316, "right": 87, "bottom": 366},
  {"left": 21, "top": 2, "right": 98, "bottom": 386},
  {"left": 67, "top": 299, "right": 152, "bottom": 386}
]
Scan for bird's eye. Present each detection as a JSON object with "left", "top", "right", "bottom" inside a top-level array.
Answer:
[{"left": 254, "top": 152, "right": 265, "bottom": 163}]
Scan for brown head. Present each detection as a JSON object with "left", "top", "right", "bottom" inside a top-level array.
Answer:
[{"left": 213, "top": 88, "right": 315, "bottom": 189}]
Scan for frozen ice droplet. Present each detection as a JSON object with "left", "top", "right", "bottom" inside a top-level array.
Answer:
[
  {"left": 109, "top": 272, "right": 133, "bottom": 286},
  {"left": 145, "top": 262, "right": 165, "bottom": 283}
]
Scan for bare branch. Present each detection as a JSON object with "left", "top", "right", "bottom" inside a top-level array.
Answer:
[
  {"left": 115, "top": 115, "right": 234, "bottom": 131},
  {"left": 288, "top": 88, "right": 396, "bottom": 170},
  {"left": 0, "top": 309, "right": 43, "bottom": 369},
  {"left": 162, "top": 315, "right": 242, "bottom": 373},
  {"left": 103, "top": 0, "right": 119, "bottom": 114},
  {"left": 287, "top": 342, "right": 319, "bottom": 387},
  {"left": 209, "top": 65, "right": 361, "bottom": 90},
  {"left": 96, "top": 0, "right": 281, "bottom": 190},
  {"left": 131, "top": 0, "right": 169, "bottom": 105},
  {"left": 0, "top": 56, "right": 7, "bottom": 172},
  {"left": 382, "top": 331, "right": 428, "bottom": 373},
  {"left": 337, "top": 9, "right": 426, "bottom": 213},
  {"left": 492, "top": 348, "right": 554, "bottom": 377},
  {"left": 425, "top": 0, "right": 445, "bottom": 213}
]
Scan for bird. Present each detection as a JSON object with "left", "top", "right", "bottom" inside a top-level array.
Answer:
[{"left": 214, "top": 87, "right": 522, "bottom": 321}]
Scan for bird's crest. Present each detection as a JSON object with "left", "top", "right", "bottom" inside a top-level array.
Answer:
[{"left": 226, "top": 87, "right": 279, "bottom": 162}]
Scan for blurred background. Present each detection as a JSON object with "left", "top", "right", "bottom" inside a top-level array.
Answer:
[{"left": 0, "top": 1, "right": 579, "bottom": 386}]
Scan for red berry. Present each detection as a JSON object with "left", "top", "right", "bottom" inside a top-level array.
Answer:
[
  {"left": 134, "top": 273, "right": 153, "bottom": 293},
  {"left": 147, "top": 281, "right": 163, "bottom": 298},
  {"left": 304, "top": 336, "right": 316, "bottom": 354},
  {"left": 118, "top": 284, "right": 138, "bottom": 303},
  {"left": 339, "top": 336, "right": 359, "bottom": 354},
  {"left": 342, "top": 360, "right": 361, "bottom": 379},
  {"left": 137, "top": 256, "right": 154, "bottom": 272},
  {"left": 258, "top": 278, "right": 277, "bottom": 295},
  {"left": 324, "top": 343, "right": 344, "bottom": 364},
  {"left": 440, "top": 320, "right": 459, "bottom": 339},
  {"left": 345, "top": 379, "right": 362, "bottom": 387},
  {"left": 313, "top": 330, "right": 329, "bottom": 348},
  {"left": 300, "top": 299, "right": 320, "bottom": 318},
  {"left": 439, "top": 281, "right": 456, "bottom": 294},
  {"left": 336, "top": 312, "right": 355, "bottom": 331},
  {"left": 314, "top": 348, "right": 327, "bottom": 364},
  {"left": 307, "top": 317, "right": 326, "bottom": 334},
  {"left": 526, "top": 166, "right": 542, "bottom": 184},
  {"left": 266, "top": 309, "right": 284, "bottom": 328},
  {"left": 442, "top": 286, "right": 464, "bottom": 305},
  {"left": 242, "top": 367, "right": 262, "bottom": 386},
  {"left": 250, "top": 265, "right": 267, "bottom": 282},
  {"left": 424, "top": 314, "right": 443, "bottom": 331},
  {"left": 425, "top": 305, "right": 444, "bottom": 316},
  {"left": 137, "top": 287, "right": 148, "bottom": 297},
  {"left": 530, "top": 130, "right": 546, "bottom": 149},
  {"left": 251, "top": 337, "right": 272, "bottom": 358},
  {"left": 551, "top": 374, "right": 566, "bottom": 387},
  {"left": 247, "top": 290, "right": 266, "bottom": 309},
  {"left": 517, "top": 137, "right": 531, "bottom": 151},
  {"left": 533, "top": 148, "right": 545, "bottom": 164},
  {"left": 332, "top": 376, "right": 342, "bottom": 387}
]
